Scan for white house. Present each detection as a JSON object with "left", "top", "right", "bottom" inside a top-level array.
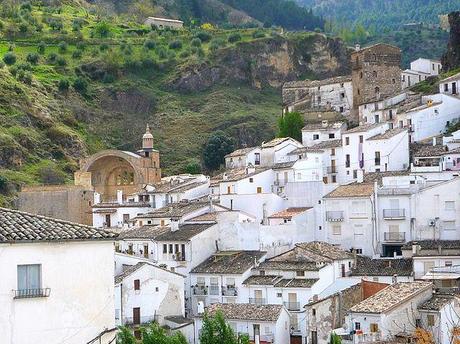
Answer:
[
  {"left": 189, "top": 250, "right": 267, "bottom": 315},
  {"left": 144, "top": 17, "right": 183, "bottom": 29},
  {"left": 260, "top": 137, "right": 304, "bottom": 167},
  {"left": 225, "top": 147, "right": 261, "bottom": 169},
  {"left": 350, "top": 256, "right": 414, "bottom": 283},
  {"left": 402, "top": 69, "right": 431, "bottom": 89},
  {"left": 443, "top": 129, "right": 460, "bottom": 151},
  {"left": 114, "top": 260, "right": 185, "bottom": 327},
  {"left": 401, "top": 58, "right": 441, "bottom": 89},
  {"left": 418, "top": 294, "right": 460, "bottom": 344},
  {"left": 301, "top": 121, "right": 347, "bottom": 147},
  {"left": 0, "top": 208, "right": 118, "bottom": 344},
  {"left": 195, "top": 303, "right": 292, "bottom": 344},
  {"left": 346, "top": 281, "right": 433, "bottom": 342},
  {"left": 439, "top": 72, "right": 460, "bottom": 96}
]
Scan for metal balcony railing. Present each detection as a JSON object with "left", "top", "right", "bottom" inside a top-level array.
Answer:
[
  {"left": 249, "top": 298, "right": 266, "bottom": 305},
  {"left": 383, "top": 232, "right": 406, "bottom": 242},
  {"left": 192, "top": 285, "right": 208, "bottom": 295},
  {"left": 383, "top": 209, "right": 405, "bottom": 219},
  {"left": 326, "top": 211, "right": 344, "bottom": 221},
  {"left": 222, "top": 286, "right": 238, "bottom": 296},
  {"left": 14, "top": 288, "right": 51, "bottom": 299},
  {"left": 284, "top": 301, "right": 301, "bottom": 311}
]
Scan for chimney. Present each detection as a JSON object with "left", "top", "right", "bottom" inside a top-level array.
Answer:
[
  {"left": 392, "top": 274, "right": 398, "bottom": 284},
  {"left": 433, "top": 137, "right": 437, "bottom": 146},
  {"left": 170, "top": 219, "right": 179, "bottom": 231},
  {"left": 412, "top": 243, "right": 419, "bottom": 256},
  {"left": 262, "top": 203, "right": 268, "bottom": 225},
  {"left": 116, "top": 190, "right": 123, "bottom": 204},
  {"left": 222, "top": 172, "right": 228, "bottom": 181},
  {"left": 94, "top": 192, "right": 101, "bottom": 205},
  {"left": 246, "top": 163, "right": 256, "bottom": 175},
  {"left": 321, "top": 120, "right": 329, "bottom": 128},
  {"left": 357, "top": 169, "right": 364, "bottom": 183},
  {"left": 355, "top": 44, "right": 361, "bottom": 51},
  {"left": 438, "top": 245, "right": 442, "bottom": 255}
]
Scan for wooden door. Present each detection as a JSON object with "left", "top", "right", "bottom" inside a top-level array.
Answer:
[
  {"left": 133, "top": 307, "right": 140, "bottom": 325},
  {"left": 341, "top": 264, "right": 346, "bottom": 277}
]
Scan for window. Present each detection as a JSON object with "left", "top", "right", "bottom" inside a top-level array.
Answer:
[
  {"left": 332, "top": 175, "right": 337, "bottom": 183},
  {"left": 17, "top": 264, "right": 41, "bottom": 293},
  {"left": 163, "top": 244, "right": 167, "bottom": 254},
  {"left": 445, "top": 261, "right": 453, "bottom": 267},
  {"left": 143, "top": 244, "right": 149, "bottom": 258},
  {"left": 128, "top": 243, "right": 133, "bottom": 255},
  {"left": 353, "top": 170, "right": 357, "bottom": 179},
  {"left": 340, "top": 106, "right": 344, "bottom": 113},
  {"left": 260, "top": 270, "right": 265, "bottom": 276},
  {"left": 443, "top": 221, "right": 456, "bottom": 231},
  {"left": 313, "top": 134, "right": 320, "bottom": 140},
  {"left": 169, "top": 244, "right": 173, "bottom": 254},
  {"left": 355, "top": 322, "right": 361, "bottom": 330},
  {"left": 331, "top": 149, "right": 335, "bottom": 156},
  {"left": 353, "top": 224, "right": 364, "bottom": 235},
  {"left": 296, "top": 270, "right": 305, "bottom": 277},
  {"left": 134, "top": 279, "right": 140, "bottom": 290},
  {"left": 332, "top": 224, "right": 341, "bottom": 235},
  {"left": 312, "top": 308, "right": 316, "bottom": 316},
  {"left": 227, "top": 186, "right": 231, "bottom": 194},
  {"left": 340, "top": 92, "right": 345, "bottom": 99},
  {"left": 370, "top": 323, "right": 379, "bottom": 332},
  {"left": 389, "top": 109, "right": 393, "bottom": 119},
  {"left": 249, "top": 178, "right": 254, "bottom": 183},
  {"left": 175, "top": 244, "right": 179, "bottom": 253},
  {"left": 123, "top": 214, "right": 130, "bottom": 224},
  {"left": 444, "top": 83, "right": 449, "bottom": 92},
  {"left": 160, "top": 219, "right": 165, "bottom": 226},
  {"left": 254, "top": 153, "right": 261, "bottom": 165},
  {"left": 375, "top": 151, "right": 381, "bottom": 166},
  {"left": 256, "top": 187, "right": 262, "bottom": 194},
  {"left": 445, "top": 201, "right": 455, "bottom": 210},
  {"left": 345, "top": 154, "right": 350, "bottom": 168},
  {"left": 373, "top": 71, "right": 377, "bottom": 77},
  {"left": 427, "top": 314, "right": 435, "bottom": 327},
  {"left": 345, "top": 137, "right": 350, "bottom": 145},
  {"left": 355, "top": 248, "right": 363, "bottom": 254},
  {"left": 329, "top": 133, "right": 335, "bottom": 139},
  {"left": 373, "top": 277, "right": 379, "bottom": 282}
]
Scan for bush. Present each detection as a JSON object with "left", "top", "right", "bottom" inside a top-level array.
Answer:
[
  {"left": 195, "top": 31, "right": 212, "bottom": 42},
  {"left": 58, "top": 41, "right": 67, "bottom": 53},
  {"left": 3, "top": 52, "right": 16, "bottom": 65},
  {"left": 102, "top": 73, "right": 115, "bottom": 83},
  {"left": 252, "top": 30, "right": 266, "bottom": 38},
  {"left": 19, "top": 22, "right": 29, "bottom": 34},
  {"left": 26, "top": 52, "right": 39, "bottom": 65},
  {"left": 56, "top": 56, "right": 67, "bottom": 66},
  {"left": 156, "top": 47, "right": 167, "bottom": 59},
  {"left": 37, "top": 41, "right": 46, "bottom": 54},
  {"left": 93, "top": 21, "right": 111, "bottom": 38},
  {"left": 144, "top": 39, "right": 156, "bottom": 50},
  {"left": 47, "top": 52, "right": 58, "bottom": 63},
  {"left": 179, "top": 50, "right": 190, "bottom": 58},
  {"left": 73, "top": 77, "right": 88, "bottom": 94},
  {"left": 58, "top": 78, "right": 69, "bottom": 91},
  {"left": 99, "top": 43, "right": 109, "bottom": 51},
  {"left": 191, "top": 38, "right": 202, "bottom": 47},
  {"left": 38, "top": 166, "right": 66, "bottom": 185},
  {"left": 0, "top": 61, "right": 4, "bottom": 69},
  {"left": 72, "top": 50, "right": 82, "bottom": 59},
  {"left": 76, "top": 41, "right": 86, "bottom": 51},
  {"left": 20, "top": 71, "right": 32, "bottom": 84},
  {"left": 228, "top": 33, "right": 242, "bottom": 43},
  {"left": 169, "top": 40, "right": 182, "bottom": 50}
]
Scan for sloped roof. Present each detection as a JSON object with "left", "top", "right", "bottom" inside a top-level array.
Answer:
[
  {"left": 440, "top": 71, "right": 460, "bottom": 83},
  {"left": 0, "top": 208, "right": 118, "bottom": 243},
  {"left": 302, "top": 121, "right": 345, "bottom": 131},
  {"left": 344, "top": 123, "right": 383, "bottom": 134},
  {"left": 225, "top": 147, "right": 259, "bottom": 158},
  {"left": 191, "top": 251, "right": 266, "bottom": 274},
  {"left": 134, "top": 200, "right": 210, "bottom": 219},
  {"left": 324, "top": 183, "right": 374, "bottom": 198},
  {"left": 206, "top": 303, "right": 284, "bottom": 322},
  {"left": 349, "top": 282, "right": 432, "bottom": 314},
  {"left": 118, "top": 225, "right": 170, "bottom": 240},
  {"left": 367, "top": 128, "right": 407, "bottom": 141},
  {"left": 268, "top": 207, "right": 312, "bottom": 219},
  {"left": 154, "top": 223, "right": 215, "bottom": 241},
  {"left": 295, "top": 241, "right": 354, "bottom": 260},
  {"left": 419, "top": 295, "right": 456, "bottom": 311},
  {"left": 411, "top": 144, "right": 448, "bottom": 157},
  {"left": 351, "top": 256, "right": 413, "bottom": 277}
]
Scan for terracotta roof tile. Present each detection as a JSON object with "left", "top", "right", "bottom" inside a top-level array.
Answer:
[
  {"left": 191, "top": 251, "right": 266, "bottom": 274},
  {"left": 268, "top": 207, "right": 312, "bottom": 219},
  {"left": 206, "top": 303, "right": 284, "bottom": 322},
  {"left": 324, "top": 183, "right": 374, "bottom": 198}
]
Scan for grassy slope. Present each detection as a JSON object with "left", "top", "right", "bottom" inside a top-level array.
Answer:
[{"left": 0, "top": 3, "right": 284, "bottom": 205}]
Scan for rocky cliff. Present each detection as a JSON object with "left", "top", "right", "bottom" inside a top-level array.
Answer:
[{"left": 442, "top": 11, "right": 460, "bottom": 72}]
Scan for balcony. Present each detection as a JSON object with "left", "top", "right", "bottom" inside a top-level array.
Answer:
[
  {"left": 326, "top": 211, "right": 344, "bottom": 222},
  {"left": 209, "top": 285, "right": 220, "bottom": 296},
  {"left": 222, "top": 286, "right": 238, "bottom": 297},
  {"left": 383, "top": 232, "right": 406, "bottom": 242},
  {"left": 326, "top": 166, "right": 337, "bottom": 174},
  {"left": 284, "top": 301, "right": 301, "bottom": 311},
  {"left": 192, "top": 285, "right": 208, "bottom": 295},
  {"left": 14, "top": 288, "right": 51, "bottom": 299},
  {"left": 249, "top": 297, "right": 266, "bottom": 305},
  {"left": 383, "top": 209, "right": 405, "bottom": 219}
]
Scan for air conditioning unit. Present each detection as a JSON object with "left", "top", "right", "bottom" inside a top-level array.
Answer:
[{"left": 428, "top": 219, "right": 436, "bottom": 227}]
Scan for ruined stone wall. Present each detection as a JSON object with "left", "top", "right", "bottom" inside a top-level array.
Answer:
[{"left": 18, "top": 185, "right": 94, "bottom": 225}]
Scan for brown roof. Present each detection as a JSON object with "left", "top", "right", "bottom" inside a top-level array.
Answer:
[
  {"left": 191, "top": 251, "right": 266, "bottom": 274},
  {"left": 367, "top": 128, "right": 407, "bottom": 141},
  {"left": 310, "top": 139, "right": 343, "bottom": 149},
  {"left": 262, "top": 137, "right": 300, "bottom": 148},
  {"left": 288, "top": 147, "right": 324, "bottom": 155},
  {"left": 268, "top": 207, "right": 312, "bottom": 219},
  {"left": 212, "top": 168, "right": 269, "bottom": 183},
  {"left": 284, "top": 76, "right": 352, "bottom": 89},
  {"left": 225, "top": 147, "right": 259, "bottom": 158},
  {"left": 243, "top": 275, "right": 283, "bottom": 286},
  {"left": 349, "top": 282, "right": 432, "bottom": 314},
  {"left": 363, "top": 170, "right": 410, "bottom": 185},
  {"left": 186, "top": 212, "right": 219, "bottom": 222},
  {"left": 440, "top": 71, "right": 460, "bottom": 83},
  {"left": 155, "top": 223, "right": 215, "bottom": 241},
  {"left": 344, "top": 123, "right": 383, "bottom": 134},
  {"left": 134, "top": 200, "right": 210, "bottom": 219},
  {"left": 0, "top": 208, "right": 118, "bottom": 243},
  {"left": 411, "top": 144, "right": 448, "bottom": 157},
  {"left": 206, "top": 303, "right": 284, "bottom": 322},
  {"left": 295, "top": 241, "right": 354, "bottom": 260},
  {"left": 419, "top": 295, "right": 456, "bottom": 311},
  {"left": 324, "top": 183, "right": 374, "bottom": 198},
  {"left": 118, "top": 225, "right": 170, "bottom": 240},
  {"left": 257, "top": 260, "right": 320, "bottom": 271},
  {"left": 272, "top": 161, "right": 296, "bottom": 170},
  {"left": 301, "top": 121, "right": 345, "bottom": 131},
  {"left": 351, "top": 256, "right": 413, "bottom": 277},
  {"left": 274, "top": 278, "right": 318, "bottom": 288}
]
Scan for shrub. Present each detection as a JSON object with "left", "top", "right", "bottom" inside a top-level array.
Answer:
[
  {"left": 0, "top": 61, "right": 4, "bottom": 69},
  {"left": 252, "top": 30, "right": 266, "bottom": 38},
  {"left": 73, "top": 77, "right": 88, "bottom": 93},
  {"left": 16, "top": 62, "right": 32, "bottom": 71},
  {"left": 93, "top": 21, "right": 111, "bottom": 38},
  {"left": 179, "top": 50, "right": 190, "bottom": 58},
  {"left": 19, "top": 22, "right": 29, "bottom": 34},
  {"left": 56, "top": 56, "right": 67, "bottom": 66},
  {"left": 0, "top": 21, "right": 4, "bottom": 31},
  {"left": 3, "top": 52, "right": 16, "bottom": 65},
  {"left": 72, "top": 50, "right": 82, "bottom": 59},
  {"left": 9, "top": 66, "right": 18, "bottom": 76},
  {"left": 76, "top": 41, "right": 86, "bottom": 51},
  {"left": 144, "top": 39, "right": 156, "bottom": 50},
  {"left": 228, "top": 33, "right": 241, "bottom": 43},
  {"left": 99, "top": 43, "right": 109, "bottom": 51},
  {"left": 195, "top": 31, "right": 212, "bottom": 42},
  {"left": 20, "top": 71, "right": 32, "bottom": 84},
  {"left": 168, "top": 40, "right": 182, "bottom": 50},
  {"left": 47, "top": 52, "right": 58, "bottom": 63},
  {"left": 58, "top": 78, "right": 69, "bottom": 91},
  {"left": 38, "top": 166, "right": 66, "bottom": 185},
  {"left": 102, "top": 73, "right": 115, "bottom": 83},
  {"left": 37, "top": 41, "right": 46, "bottom": 54},
  {"left": 26, "top": 52, "right": 39, "bottom": 65},
  {"left": 156, "top": 47, "right": 167, "bottom": 59},
  {"left": 191, "top": 38, "right": 202, "bottom": 47},
  {"left": 58, "top": 41, "right": 67, "bottom": 53}
]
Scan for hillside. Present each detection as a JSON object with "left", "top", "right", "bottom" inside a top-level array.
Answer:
[{"left": 0, "top": 1, "right": 349, "bottom": 205}]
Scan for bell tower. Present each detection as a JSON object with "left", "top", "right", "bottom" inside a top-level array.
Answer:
[
  {"left": 142, "top": 124, "right": 154, "bottom": 150},
  {"left": 139, "top": 124, "right": 161, "bottom": 183}
]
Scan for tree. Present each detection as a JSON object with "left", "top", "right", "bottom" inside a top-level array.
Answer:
[
  {"left": 277, "top": 112, "right": 304, "bottom": 142},
  {"left": 330, "top": 332, "right": 342, "bottom": 344},
  {"left": 185, "top": 161, "right": 201, "bottom": 174},
  {"left": 202, "top": 131, "right": 234, "bottom": 171},
  {"left": 200, "top": 310, "right": 249, "bottom": 344},
  {"left": 116, "top": 323, "right": 187, "bottom": 344},
  {"left": 3, "top": 52, "right": 16, "bottom": 65}
]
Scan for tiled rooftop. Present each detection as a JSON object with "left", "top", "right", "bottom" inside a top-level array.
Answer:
[
  {"left": 134, "top": 200, "right": 210, "bottom": 219},
  {"left": 419, "top": 294, "right": 456, "bottom": 311},
  {"left": 0, "top": 207, "right": 118, "bottom": 243},
  {"left": 268, "top": 207, "right": 312, "bottom": 219},
  {"left": 211, "top": 167, "right": 269, "bottom": 184},
  {"left": 295, "top": 241, "right": 354, "bottom": 261},
  {"left": 272, "top": 161, "right": 296, "bottom": 170},
  {"left": 344, "top": 123, "right": 383, "bottom": 134},
  {"left": 257, "top": 260, "right": 320, "bottom": 272},
  {"left": 225, "top": 147, "right": 259, "bottom": 158},
  {"left": 324, "top": 183, "right": 374, "bottom": 198},
  {"left": 411, "top": 143, "right": 447, "bottom": 157},
  {"left": 154, "top": 223, "right": 215, "bottom": 241},
  {"left": 243, "top": 275, "right": 283, "bottom": 286},
  {"left": 284, "top": 76, "right": 351, "bottom": 89},
  {"left": 349, "top": 282, "right": 432, "bottom": 314},
  {"left": 115, "top": 262, "right": 146, "bottom": 284},
  {"left": 191, "top": 251, "right": 266, "bottom": 274},
  {"left": 367, "top": 128, "right": 407, "bottom": 141},
  {"left": 402, "top": 240, "right": 460, "bottom": 250},
  {"left": 301, "top": 121, "right": 345, "bottom": 131},
  {"left": 351, "top": 256, "right": 413, "bottom": 277},
  {"left": 363, "top": 170, "right": 410, "bottom": 185},
  {"left": 117, "top": 225, "right": 170, "bottom": 240},
  {"left": 261, "top": 137, "right": 298, "bottom": 148},
  {"left": 205, "top": 303, "right": 284, "bottom": 322}
]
